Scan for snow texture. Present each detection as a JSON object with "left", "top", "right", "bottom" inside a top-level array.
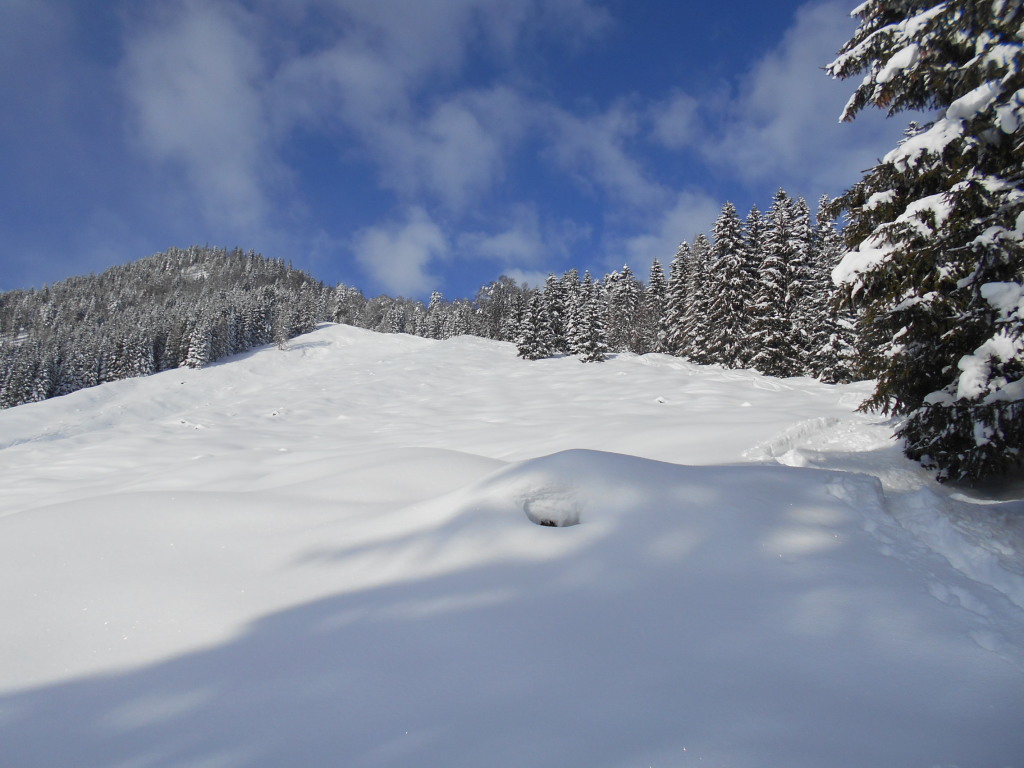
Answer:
[
  {"left": 1, "top": 324, "right": 1022, "bottom": 768},
  {"left": 876, "top": 43, "right": 920, "bottom": 83},
  {"left": 982, "top": 280, "right": 1024, "bottom": 319}
]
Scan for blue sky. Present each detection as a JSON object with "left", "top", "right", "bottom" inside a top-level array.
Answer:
[{"left": 1, "top": 0, "right": 904, "bottom": 300}]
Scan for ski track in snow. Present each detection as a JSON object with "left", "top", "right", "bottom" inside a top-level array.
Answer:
[{"left": 1, "top": 323, "right": 1022, "bottom": 768}]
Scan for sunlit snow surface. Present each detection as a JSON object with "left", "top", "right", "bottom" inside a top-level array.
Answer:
[{"left": 1, "top": 324, "right": 1022, "bottom": 767}]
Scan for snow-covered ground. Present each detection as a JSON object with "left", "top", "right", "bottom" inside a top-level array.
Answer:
[{"left": 1, "top": 323, "right": 1022, "bottom": 768}]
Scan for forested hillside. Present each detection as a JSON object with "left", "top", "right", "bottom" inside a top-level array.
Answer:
[
  {"left": 0, "top": 247, "right": 332, "bottom": 408},
  {"left": 0, "top": 186, "right": 858, "bottom": 415}
]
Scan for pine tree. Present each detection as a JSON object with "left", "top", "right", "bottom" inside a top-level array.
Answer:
[
  {"left": 542, "top": 273, "right": 568, "bottom": 353},
  {"left": 603, "top": 266, "right": 646, "bottom": 353},
  {"left": 516, "top": 293, "right": 555, "bottom": 360},
  {"left": 185, "top": 319, "right": 213, "bottom": 368},
  {"left": 828, "top": 0, "right": 1024, "bottom": 481},
  {"left": 471, "top": 276, "right": 527, "bottom": 342},
  {"left": 748, "top": 191, "right": 800, "bottom": 377},
  {"left": 646, "top": 259, "right": 668, "bottom": 352},
  {"left": 425, "top": 290, "right": 445, "bottom": 338},
  {"left": 682, "top": 235, "right": 713, "bottom": 364},
  {"left": 576, "top": 278, "right": 609, "bottom": 363},
  {"left": 565, "top": 270, "right": 588, "bottom": 355},
  {"left": 706, "top": 202, "right": 749, "bottom": 367},
  {"left": 787, "top": 196, "right": 816, "bottom": 373},
  {"left": 560, "top": 268, "right": 582, "bottom": 342},
  {"left": 809, "top": 195, "right": 858, "bottom": 383},
  {"left": 662, "top": 241, "right": 691, "bottom": 356},
  {"left": 737, "top": 206, "right": 765, "bottom": 367}
]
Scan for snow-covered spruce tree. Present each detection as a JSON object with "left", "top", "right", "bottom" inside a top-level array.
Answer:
[
  {"left": 706, "top": 202, "right": 750, "bottom": 367},
  {"left": 828, "top": 0, "right": 1024, "bottom": 481},
  {"left": 543, "top": 273, "right": 569, "bottom": 353},
  {"left": 682, "top": 235, "right": 714, "bottom": 363},
  {"left": 646, "top": 259, "right": 668, "bottom": 352},
  {"left": 516, "top": 293, "right": 555, "bottom": 360},
  {"left": 560, "top": 268, "right": 583, "bottom": 339},
  {"left": 471, "top": 276, "right": 530, "bottom": 342},
  {"left": 738, "top": 206, "right": 766, "bottom": 367},
  {"left": 748, "top": 190, "right": 802, "bottom": 377},
  {"left": 185, "top": 319, "right": 213, "bottom": 368},
  {"left": 565, "top": 270, "right": 587, "bottom": 354},
  {"left": 811, "top": 195, "right": 859, "bottom": 383},
  {"left": 599, "top": 266, "right": 634, "bottom": 352},
  {"left": 576, "top": 277, "right": 610, "bottom": 363},
  {"left": 662, "top": 241, "right": 692, "bottom": 356},
  {"left": 569, "top": 270, "right": 593, "bottom": 354},
  {"left": 787, "top": 196, "right": 817, "bottom": 373}
]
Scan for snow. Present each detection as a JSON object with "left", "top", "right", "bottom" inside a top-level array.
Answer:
[
  {"left": 1, "top": 323, "right": 1022, "bottom": 767},
  {"left": 834, "top": 192, "right": 953, "bottom": 288},
  {"left": 883, "top": 117, "right": 964, "bottom": 169},
  {"left": 946, "top": 81, "right": 1001, "bottom": 121},
  {"left": 863, "top": 188, "right": 896, "bottom": 210},
  {"left": 957, "top": 329, "right": 1024, "bottom": 400},
  {"left": 981, "top": 280, "right": 1024, "bottom": 319},
  {"left": 898, "top": 190, "right": 952, "bottom": 234},
  {"left": 876, "top": 44, "right": 920, "bottom": 84},
  {"left": 832, "top": 237, "right": 893, "bottom": 288},
  {"left": 901, "top": 2, "right": 948, "bottom": 38}
]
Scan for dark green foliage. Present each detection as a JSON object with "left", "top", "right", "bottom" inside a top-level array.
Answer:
[
  {"left": 683, "top": 235, "right": 714, "bottom": 365},
  {"left": 811, "top": 196, "right": 859, "bottom": 384},
  {"left": 516, "top": 294, "right": 556, "bottom": 360},
  {"left": 576, "top": 277, "right": 609, "bottom": 363},
  {"left": 706, "top": 202, "right": 750, "bottom": 367},
  {"left": 646, "top": 259, "right": 668, "bottom": 353},
  {"left": 747, "top": 191, "right": 802, "bottom": 377},
  {"left": 662, "top": 242, "right": 691, "bottom": 356},
  {"left": 828, "top": 0, "right": 1024, "bottom": 481}
]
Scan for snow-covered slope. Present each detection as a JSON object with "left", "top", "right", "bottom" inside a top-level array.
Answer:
[{"left": 1, "top": 324, "right": 1022, "bottom": 767}]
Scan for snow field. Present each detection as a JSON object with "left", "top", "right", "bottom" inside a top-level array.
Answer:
[{"left": 0, "top": 323, "right": 1022, "bottom": 767}]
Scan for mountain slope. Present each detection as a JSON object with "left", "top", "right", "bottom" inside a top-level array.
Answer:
[{"left": 1, "top": 324, "right": 1021, "bottom": 767}]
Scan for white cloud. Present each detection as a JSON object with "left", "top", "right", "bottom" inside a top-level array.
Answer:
[
  {"left": 116, "top": 0, "right": 606, "bottom": 242},
  {"left": 503, "top": 268, "right": 552, "bottom": 289},
  {"left": 374, "top": 87, "right": 530, "bottom": 211},
  {"left": 613, "top": 190, "right": 721, "bottom": 273},
  {"left": 119, "top": 1, "right": 284, "bottom": 232},
  {"left": 265, "top": 0, "right": 604, "bottom": 212},
  {"left": 353, "top": 207, "right": 449, "bottom": 296},
  {"left": 456, "top": 204, "right": 593, "bottom": 281},
  {"left": 546, "top": 102, "right": 670, "bottom": 211},
  {"left": 705, "top": 0, "right": 904, "bottom": 194},
  {"left": 459, "top": 206, "right": 546, "bottom": 266},
  {"left": 649, "top": 91, "right": 700, "bottom": 150}
]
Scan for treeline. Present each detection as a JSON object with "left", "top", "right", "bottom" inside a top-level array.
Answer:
[
  {"left": 0, "top": 245, "right": 526, "bottom": 409},
  {"left": 514, "top": 190, "right": 857, "bottom": 383},
  {"left": 0, "top": 189, "right": 855, "bottom": 410}
]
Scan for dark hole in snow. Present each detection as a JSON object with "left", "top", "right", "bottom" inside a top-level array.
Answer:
[{"left": 524, "top": 494, "right": 580, "bottom": 527}]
